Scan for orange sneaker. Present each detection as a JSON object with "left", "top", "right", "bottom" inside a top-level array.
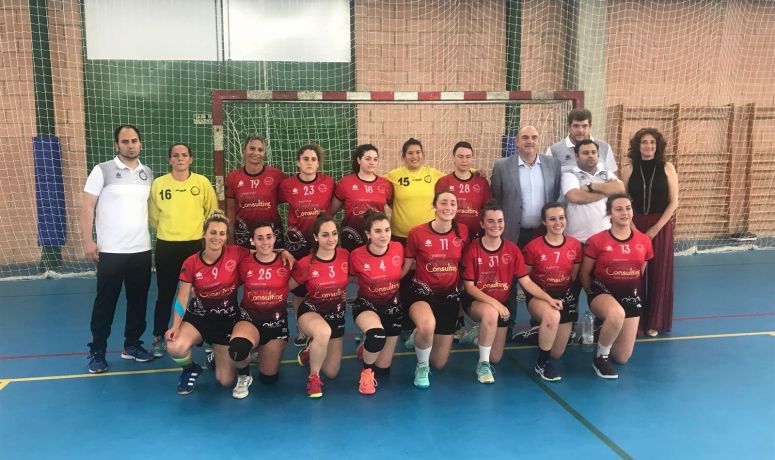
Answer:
[
  {"left": 358, "top": 367, "right": 377, "bottom": 395},
  {"left": 307, "top": 372, "right": 323, "bottom": 398}
]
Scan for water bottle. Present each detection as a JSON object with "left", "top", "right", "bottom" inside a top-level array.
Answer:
[{"left": 581, "top": 311, "right": 595, "bottom": 352}]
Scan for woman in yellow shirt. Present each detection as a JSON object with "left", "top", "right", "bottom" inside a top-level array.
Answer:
[
  {"left": 385, "top": 138, "right": 444, "bottom": 244},
  {"left": 148, "top": 143, "right": 217, "bottom": 357}
]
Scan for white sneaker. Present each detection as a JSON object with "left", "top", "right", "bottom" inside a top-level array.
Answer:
[
  {"left": 404, "top": 330, "right": 416, "bottom": 350},
  {"left": 232, "top": 375, "right": 253, "bottom": 399}
]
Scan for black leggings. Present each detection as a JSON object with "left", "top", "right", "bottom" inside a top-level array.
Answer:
[{"left": 152, "top": 239, "right": 202, "bottom": 337}]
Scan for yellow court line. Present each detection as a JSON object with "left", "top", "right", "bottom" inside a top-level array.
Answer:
[{"left": 1, "top": 330, "right": 772, "bottom": 390}]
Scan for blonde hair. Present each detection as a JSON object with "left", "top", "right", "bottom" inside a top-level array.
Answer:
[{"left": 203, "top": 210, "right": 229, "bottom": 232}]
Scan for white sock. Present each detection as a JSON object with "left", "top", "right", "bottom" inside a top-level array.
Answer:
[
  {"left": 597, "top": 344, "right": 612, "bottom": 357},
  {"left": 478, "top": 345, "right": 491, "bottom": 363},
  {"left": 415, "top": 346, "right": 432, "bottom": 364}
]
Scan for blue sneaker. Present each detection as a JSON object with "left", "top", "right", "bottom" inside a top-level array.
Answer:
[
  {"left": 88, "top": 351, "right": 108, "bottom": 374},
  {"left": 121, "top": 344, "right": 153, "bottom": 362},
  {"left": 413, "top": 362, "right": 430, "bottom": 389},
  {"left": 177, "top": 363, "right": 203, "bottom": 395},
  {"left": 476, "top": 361, "right": 495, "bottom": 384}
]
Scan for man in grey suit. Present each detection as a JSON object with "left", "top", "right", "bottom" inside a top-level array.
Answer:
[{"left": 491, "top": 125, "right": 562, "bottom": 248}]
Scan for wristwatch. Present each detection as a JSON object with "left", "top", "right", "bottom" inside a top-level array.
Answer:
[{"left": 587, "top": 183, "right": 594, "bottom": 193}]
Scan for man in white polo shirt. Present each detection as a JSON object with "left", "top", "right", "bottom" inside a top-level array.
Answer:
[
  {"left": 81, "top": 124, "right": 154, "bottom": 373},
  {"left": 562, "top": 139, "right": 625, "bottom": 244}
]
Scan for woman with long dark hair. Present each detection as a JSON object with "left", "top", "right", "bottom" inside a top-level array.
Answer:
[{"left": 620, "top": 128, "right": 679, "bottom": 336}]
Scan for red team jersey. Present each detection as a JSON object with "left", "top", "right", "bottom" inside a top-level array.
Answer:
[
  {"left": 334, "top": 173, "right": 393, "bottom": 250},
  {"left": 523, "top": 236, "right": 583, "bottom": 297},
  {"left": 179, "top": 245, "right": 250, "bottom": 314},
  {"left": 225, "top": 166, "right": 286, "bottom": 246},
  {"left": 435, "top": 173, "right": 492, "bottom": 238},
  {"left": 238, "top": 253, "right": 291, "bottom": 314},
  {"left": 461, "top": 238, "right": 529, "bottom": 303},
  {"left": 291, "top": 248, "right": 350, "bottom": 313},
  {"left": 584, "top": 229, "right": 654, "bottom": 298},
  {"left": 279, "top": 173, "right": 335, "bottom": 255},
  {"left": 406, "top": 221, "right": 469, "bottom": 293},
  {"left": 349, "top": 241, "right": 404, "bottom": 305}
]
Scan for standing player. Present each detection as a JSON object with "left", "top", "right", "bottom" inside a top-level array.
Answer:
[
  {"left": 165, "top": 212, "right": 252, "bottom": 396},
  {"left": 279, "top": 144, "right": 335, "bottom": 346},
  {"left": 349, "top": 211, "right": 404, "bottom": 395},
  {"left": 435, "top": 141, "right": 492, "bottom": 240},
  {"left": 401, "top": 191, "right": 468, "bottom": 389},
  {"left": 291, "top": 215, "right": 349, "bottom": 398},
  {"left": 581, "top": 193, "right": 654, "bottom": 379},
  {"left": 385, "top": 138, "right": 444, "bottom": 244},
  {"left": 148, "top": 143, "right": 217, "bottom": 357},
  {"left": 330, "top": 144, "right": 393, "bottom": 252},
  {"left": 230, "top": 221, "right": 293, "bottom": 399},
  {"left": 225, "top": 136, "right": 286, "bottom": 249},
  {"left": 522, "top": 202, "right": 582, "bottom": 381},
  {"left": 461, "top": 201, "right": 562, "bottom": 384}
]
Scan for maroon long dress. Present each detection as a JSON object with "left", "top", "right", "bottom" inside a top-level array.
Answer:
[{"left": 628, "top": 159, "right": 674, "bottom": 333}]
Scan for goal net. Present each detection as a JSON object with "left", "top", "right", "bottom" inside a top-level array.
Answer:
[{"left": 0, "top": 0, "right": 774, "bottom": 279}]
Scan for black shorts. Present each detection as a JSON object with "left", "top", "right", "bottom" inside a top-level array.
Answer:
[
  {"left": 245, "top": 308, "right": 289, "bottom": 346},
  {"left": 460, "top": 291, "right": 509, "bottom": 328},
  {"left": 291, "top": 284, "right": 308, "bottom": 298},
  {"left": 340, "top": 225, "right": 366, "bottom": 252},
  {"left": 586, "top": 278, "right": 642, "bottom": 318},
  {"left": 405, "top": 281, "right": 461, "bottom": 335},
  {"left": 351, "top": 296, "right": 404, "bottom": 337},
  {"left": 525, "top": 281, "right": 580, "bottom": 324},
  {"left": 297, "top": 300, "right": 346, "bottom": 339},
  {"left": 285, "top": 228, "right": 312, "bottom": 261},
  {"left": 183, "top": 310, "right": 242, "bottom": 346}
]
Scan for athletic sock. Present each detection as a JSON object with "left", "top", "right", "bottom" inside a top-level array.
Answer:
[
  {"left": 478, "top": 345, "right": 492, "bottom": 363},
  {"left": 237, "top": 366, "right": 250, "bottom": 376},
  {"left": 597, "top": 344, "right": 612, "bottom": 357},
  {"left": 537, "top": 348, "right": 551, "bottom": 365},
  {"left": 415, "top": 345, "right": 432, "bottom": 364}
]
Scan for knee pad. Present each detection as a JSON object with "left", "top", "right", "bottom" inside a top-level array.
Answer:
[
  {"left": 363, "top": 328, "right": 386, "bottom": 353},
  {"left": 171, "top": 353, "right": 192, "bottom": 368},
  {"left": 228, "top": 337, "right": 253, "bottom": 362},
  {"left": 372, "top": 364, "right": 390, "bottom": 377},
  {"left": 258, "top": 372, "right": 279, "bottom": 384}
]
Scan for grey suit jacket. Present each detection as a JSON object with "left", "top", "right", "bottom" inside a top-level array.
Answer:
[{"left": 490, "top": 153, "right": 561, "bottom": 245}]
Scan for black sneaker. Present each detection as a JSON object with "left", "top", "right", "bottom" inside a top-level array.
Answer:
[
  {"left": 510, "top": 326, "right": 539, "bottom": 344},
  {"left": 534, "top": 361, "right": 561, "bottom": 381},
  {"left": 592, "top": 355, "right": 619, "bottom": 379},
  {"left": 205, "top": 351, "right": 216, "bottom": 371},
  {"left": 88, "top": 351, "right": 108, "bottom": 374},
  {"left": 177, "top": 363, "right": 203, "bottom": 395},
  {"left": 293, "top": 330, "right": 308, "bottom": 347}
]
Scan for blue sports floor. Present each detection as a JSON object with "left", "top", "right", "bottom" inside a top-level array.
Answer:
[{"left": 1, "top": 251, "right": 774, "bottom": 459}]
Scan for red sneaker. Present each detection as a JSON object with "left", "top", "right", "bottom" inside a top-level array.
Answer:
[
  {"left": 307, "top": 372, "right": 323, "bottom": 398},
  {"left": 356, "top": 343, "right": 364, "bottom": 360},
  {"left": 358, "top": 367, "right": 377, "bottom": 395},
  {"left": 297, "top": 338, "right": 312, "bottom": 366}
]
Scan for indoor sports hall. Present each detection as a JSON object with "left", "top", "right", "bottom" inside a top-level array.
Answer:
[{"left": 1, "top": 1, "right": 773, "bottom": 459}]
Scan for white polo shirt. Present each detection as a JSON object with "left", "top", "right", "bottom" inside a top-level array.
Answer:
[
  {"left": 84, "top": 157, "right": 153, "bottom": 253},
  {"left": 561, "top": 167, "right": 618, "bottom": 243}
]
